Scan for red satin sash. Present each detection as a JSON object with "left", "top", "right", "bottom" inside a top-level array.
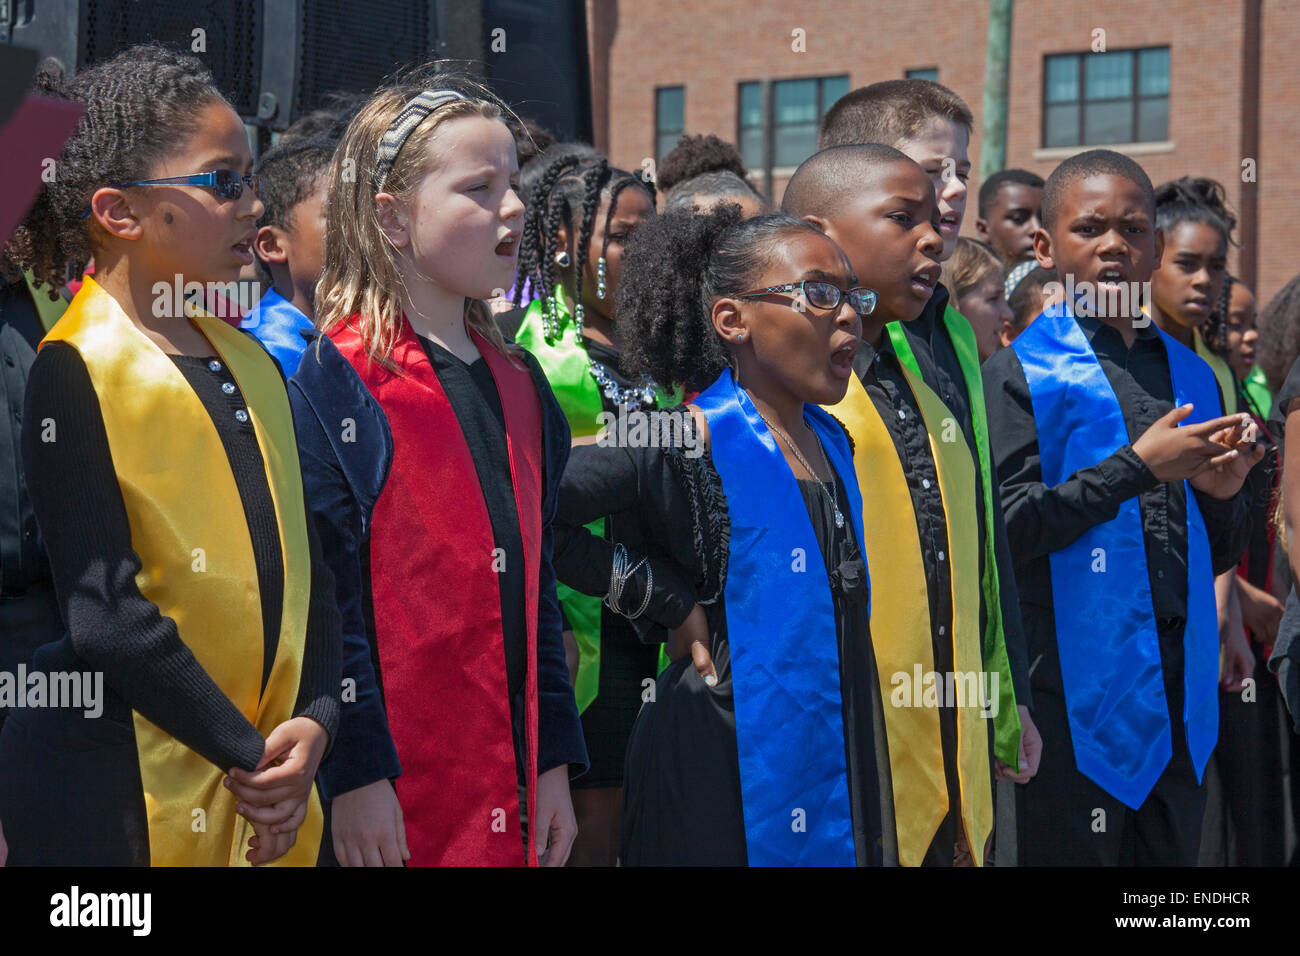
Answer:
[{"left": 331, "top": 317, "right": 542, "bottom": 866}]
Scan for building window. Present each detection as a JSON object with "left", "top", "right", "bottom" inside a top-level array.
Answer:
[
  {"left": 737, "top": 74, "right": 849, "bottom": 183},
  {"left": 1043, "top": 47, "right": 1169, "bottom": 148},
  {"left": 906, "top": 67, "right": 939, "bottom": 82},
  {"left": 655, "top": 86, "right": 684, "bottom": 161},
  {"left": 738, "top": 82, "right": 764, "bottom": 172}
]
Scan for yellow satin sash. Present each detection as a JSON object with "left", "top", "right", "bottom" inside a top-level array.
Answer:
[
  {"left": 1194, "top": 330, "right": 1238, "bottom": 415},
  {"left": 43, "top": 276, "right": 320, "bottom": 866},
  {"left": 825, "top": 364, "right": 992, "bottom": 866}
]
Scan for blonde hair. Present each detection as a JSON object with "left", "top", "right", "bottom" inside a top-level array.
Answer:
[
  {"left": 941, "top": 237, "right": 1004, "bottom": 305},
  {"left": 315, "top": 68, "right": 524, "bottom": 368}
]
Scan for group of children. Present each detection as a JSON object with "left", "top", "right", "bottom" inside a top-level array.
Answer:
[{"left": 0, "top": 43, "right": 1292, "bottom": 867}]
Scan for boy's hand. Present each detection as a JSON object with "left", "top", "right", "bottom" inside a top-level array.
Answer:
[
  {"left": 995, "top": 705, "right": 1042, "bottom": 784},
  {"left": 666, "top": 603, "right": 716, "bottom": 686},
  {"left": 1189, "top": 415, "right": 1265, "bottom": 500},
  {"left": 535, "top": 765, "right": 577, "bottom": 867},
  {"left": 332, "top": 778, "right": 409, "bottom": 867},
  {"left": 1131, "top": 405, "right": 1244, "bottom": 483},
  {"left": 1239, "top": 578, "right": 1284, "bottom": 645}
]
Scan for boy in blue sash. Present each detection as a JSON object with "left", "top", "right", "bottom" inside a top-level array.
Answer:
[
  {"left": 982, "top": 149, "right": 1263, "bottom": 865},
  {"left": 241, "top": 137, "right": 333, "bottom": 375}
]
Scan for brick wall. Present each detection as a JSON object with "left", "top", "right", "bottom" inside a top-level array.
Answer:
[{"left": 596, "top": 0, "right": 1298, "bottom": 306}]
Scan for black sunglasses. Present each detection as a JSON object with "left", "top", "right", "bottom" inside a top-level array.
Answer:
[
  {"left": 734, "top": 279, "right": 877, "bottom": 317},
  {"left": 80, "top": 170, "right": 260, "bottom": 218}
]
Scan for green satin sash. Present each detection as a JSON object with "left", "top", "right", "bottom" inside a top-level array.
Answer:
[
  {"left": 515, "top": 286, "right": 679, "bottom": 712},
  {"left": 888, "top": 307, "right": 1022, "bottom": 769}
]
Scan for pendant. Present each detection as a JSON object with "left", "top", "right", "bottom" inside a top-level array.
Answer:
[{"left": 834, "top": 508, "right": 845, "bottom": 529}]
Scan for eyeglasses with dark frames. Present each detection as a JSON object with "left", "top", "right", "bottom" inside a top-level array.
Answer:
[
  {"left": 733, "top": 279, "right": 877, "bottom": 317},
  {"left": 80, "top": 170, "right": 260, "bottom": 219}
]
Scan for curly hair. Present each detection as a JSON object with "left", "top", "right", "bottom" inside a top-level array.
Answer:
[
  {"left": 1256, "top": 272, "right": 1300, "bottom": 392},
  {"left": 10, "top": 44, "right": 230, "bottom": 293},
  {"left": 511, "top": 151, "right": 655, "bottom": 314},
  {"left": 1154, "top": 176, "right": 1237, "bottom": 247},
  {"left": 656, "top": 133, "right": 748, "bottom": 193},
  {"left": 616, "top": 204, "right": 824, "bottom": 392}
]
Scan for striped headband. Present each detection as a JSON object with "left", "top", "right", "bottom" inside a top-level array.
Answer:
[
  {"left": 374, "top": 89, "right": 468, "bottom": 191},
  {"left": 1004, "top": 259, "right": 1038, "bottom": 301}
]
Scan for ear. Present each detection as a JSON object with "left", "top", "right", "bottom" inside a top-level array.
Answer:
[
  {"left": 374, "top": 192, "right": 409, "bottom": 249},
  {"left": 712, "top": 295, "right": 747, "bottom": 346},
  {"left": 555, "top": 220, "right": 575, "bottom": 260},
  {"left": 1152, "top": 226, "right": 1165, "bottom": 272},
  {"left": 975, "top": 217, "right": 990, "bottom": 241},
  {"left": 253, "top": 224, "right": 288, "bottom": 265},
  {"left": 800, "top": 213, "right": 830, "bottom": 235},
  {"left": 1031, "top": 226, "right": 1055, "bottom": 271},
  {"left": 89, "top": 187, "right": 144, "bottom": 241}
]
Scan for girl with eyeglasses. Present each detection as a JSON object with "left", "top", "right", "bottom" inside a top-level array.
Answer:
[
  {"left": 555, "top": 203, "right": 884, "bottom": 865},
  {"left": 1, "top": 44, "right": 341, "bottom": 866}
]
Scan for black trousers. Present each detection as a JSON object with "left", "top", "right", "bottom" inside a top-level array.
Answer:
[{"left": 1018, "top": 618, "right": 1207, "bottom": 866}]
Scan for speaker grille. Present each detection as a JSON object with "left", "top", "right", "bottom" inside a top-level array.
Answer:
[
  {"left": 294, "top": 0, "right": 434, "bottom": 118},
  {"left": 80, "top": 0, "right": 263, "bottom": 117}
]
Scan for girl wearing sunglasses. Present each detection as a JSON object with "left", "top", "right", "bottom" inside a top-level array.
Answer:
[
  {"left": 3, "top": 45, "right": 340, "bottom": 867},
  {"left": 554, "top": 204, "right": 884, "bottom": 865}
]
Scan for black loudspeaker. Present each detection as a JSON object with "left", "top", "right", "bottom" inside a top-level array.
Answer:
[
  {"left": 4, "top": 0, "right": 590, "bottom": 141},
  {"left": 481, "top": 0, "right": 592, "bottom": 144}
]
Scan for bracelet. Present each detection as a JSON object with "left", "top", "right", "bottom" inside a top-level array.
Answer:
[{"left": 605, "top": 544, "right": 652, "bottom": 619}]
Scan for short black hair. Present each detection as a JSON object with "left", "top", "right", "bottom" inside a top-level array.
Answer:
[
  {"left": 1008, "top": 265, "right": 1057, "bottom": 332},
  {"left": 255, "top": 137, "right": 336, "bottom": 233},
  {"left": 1041, "top": 149, "right": 1154, "bottom": 231},
  {"left": 978, "top": 168, "right": 1045, "bottom": 218},
  {"left": 820, "top": 79, "right": 973, "bottom": 150},
  {"left": 664, "top": 170, "right": 764, "bottom": 214},
  {"left": 781, "top": 143, "right": 916, "bottom": 220}
]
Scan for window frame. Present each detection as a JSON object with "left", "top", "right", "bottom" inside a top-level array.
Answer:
[
  {"left": 654, "top": 84, "right": 685, "bottom": 163},
  {"left": 1041, "top": 46, "right": 1170, "bottom": 148}
]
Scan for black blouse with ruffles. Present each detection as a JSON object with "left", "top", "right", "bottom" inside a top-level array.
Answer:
[{"left": 556, "top": 423, "right": 884, "bottom": 865}]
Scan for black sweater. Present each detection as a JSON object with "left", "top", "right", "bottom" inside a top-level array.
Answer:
[{"left": 19, "top": 341, "right": 341, "bottom": 773}]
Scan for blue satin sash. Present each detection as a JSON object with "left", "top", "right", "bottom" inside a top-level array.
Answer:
[
  {"left": 693, "top": 370, "right": 866, "bottom": 865},
  {"left": 1012, "top": 308, "right": 1219, "bottom": 807},
  {"left": 241, "top": 288, "right": 315, "bottom": 376}
]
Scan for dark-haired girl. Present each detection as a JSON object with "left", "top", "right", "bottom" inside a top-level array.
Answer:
[
  {"left": 0, "top": 45, "right": 340, "bottom": 866},
  {"left": 557, "top": 204, "right": 883, "bottom": 865},
  {"left": 501, "top": 152, "right": 676, "bottom": 865}
]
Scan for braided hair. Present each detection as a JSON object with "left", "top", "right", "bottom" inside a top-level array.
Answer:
[
  {"left": 616, "top": 203, "right": 825, "bottom": 393},
  {"left": 512, "top": 152, "right": 656, "bottom": 320},
  {"left": 10, "top": 44, "right": 230, "bottom": 293},
  {"left": 1202, "top": 272, "right": 1238, "bottom": 355}
]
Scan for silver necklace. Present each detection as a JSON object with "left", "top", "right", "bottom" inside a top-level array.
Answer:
[
  {"left": 756, "top": 410, "right": 845, "bottom": 529},
  {"left": 589, "top": 360, "right": 659, "bottom": 409}
]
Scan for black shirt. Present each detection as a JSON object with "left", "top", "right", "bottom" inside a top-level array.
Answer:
[
  {"left": 417, "top": 335, "right": 526, "bottom": 701},
  {"left": 901, "top": 288, "right": 1031, "bottom": 708},
  {"left": 982, "top": 310, "right": 1254, "bottom": 693},
  {"left": 0, "top": 276, "right": 52, "bottom": 595}
]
